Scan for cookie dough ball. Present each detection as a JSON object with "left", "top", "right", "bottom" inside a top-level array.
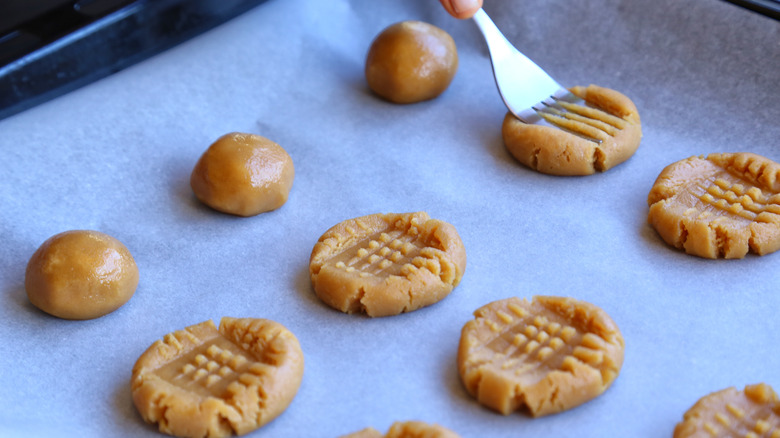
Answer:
[
  {"left": 25, "top": 230, "right": 139, "bottom": 320},
  {"left": 502, "top": 84, "right": 642, "bottom": 175},
  {"left": 365, "top": 20, "right": 458, "bottom": 104},
  {"left": 190, "top": 132, "right": 294, "bottom": 217}
]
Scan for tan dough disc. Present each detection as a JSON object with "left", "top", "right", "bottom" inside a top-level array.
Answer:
[
  {"left": 647, "top": 152, "right": 780, "bottom": 259},
  {"left": 309, "top": 212, "right": 466, "bottom": 317},
  {"left": 502, "top": 84, "right": 642, "bottom": 175},
  {"left": 131, "top": 317, "right": 304, "bottom": 438},
  {"left": 458, "top": 296, "right": 624, "bottom": 417},
  {"left": 674, "top": 383, "right": 780, "bottom": 437},
  {"left": 340, "top": 421, "right": 460, "bottom": 438}
]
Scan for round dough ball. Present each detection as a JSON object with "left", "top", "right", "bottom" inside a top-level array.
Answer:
[
  {"left": 25, "top": 230, "right": 139, "bottom": 320},
  {"left": 190, "top": 132, "right": 295, "bottom": 217},
  {"left": 365, "top": 20, "right": 458, "bottom": 104}
]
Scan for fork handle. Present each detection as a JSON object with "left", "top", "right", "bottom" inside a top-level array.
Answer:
[
  {"left": 472, "top": 9, "right": 559, "bottom": 90},
  {"left": 472, "top": 8, "right": 562, "bottom": 119}
]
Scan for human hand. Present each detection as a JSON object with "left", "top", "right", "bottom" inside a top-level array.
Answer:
[{"left": 439, "top": 0, "right": 483, "bottom": 19}]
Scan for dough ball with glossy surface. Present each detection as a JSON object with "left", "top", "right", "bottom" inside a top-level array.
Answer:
[
  {"left": 365, "top": 20, "right": 458, "bottom": 104},
  {"left": 190, "top": 132, "right": 295, "bottom": 217},
  {"left": 25, "top": 230, "right": 139, "bottom": 320}
]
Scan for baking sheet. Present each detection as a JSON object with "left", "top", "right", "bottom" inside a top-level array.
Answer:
[{"left": 0, "top": 0, "right": 778, "bottom": 437}]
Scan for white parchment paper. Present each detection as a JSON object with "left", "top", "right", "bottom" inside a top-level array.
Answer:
[{"left": 0, "top": 0, "right": 778, "bottom": 436}]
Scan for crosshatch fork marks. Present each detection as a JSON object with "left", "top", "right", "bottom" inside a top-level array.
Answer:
[
  {"left": 457, "top": 296, "right": 624, "bottom": 417},
  {"left": 308, "top": 212, "right": 467, "bottom": 317},
  {"left": 316, "top": 214, "right": 458, "bottom": 284},
  {"left": 674, "top": 384, "right": 780, "bottom": 438},
  {"left": 696, "top": 177, "right": 780, "bottom": 222},
  {"left": 465, "top": 302, "right": 609, "bottom": 383},
  {"left": 156, "top": 338, "right": 255, "bottom": 398},
  {"left": 333, "top": 229, "right": 426, "bottom": 278},
  {"left": 131, "top": 318, "right": 304, "bottom": 437},
  {"left": 647, "top": 152, "right": 780, "bottom": 258}
]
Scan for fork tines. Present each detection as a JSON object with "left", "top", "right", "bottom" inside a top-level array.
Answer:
[{"left": 531, "top": 94, "right": 628, "bottom": 144}]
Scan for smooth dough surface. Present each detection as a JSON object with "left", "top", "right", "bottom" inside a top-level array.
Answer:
[
  {"left": 458, "top": 296, "right": 624, "bottom": 417},
  {"left": 309, "top": 212, "right": 466, "bottom": 317},
  {"left": 25, "top": 230, "right": 139, "bottom": 320},
  {"left": 365, "top": 20, "right": 458, "bottom": 104},
  {"left": 131, "top": 317, "right": 304, "bottom": 438},
  {"left": 647, "top": 152, "right": 780, "bottom": 259},
  {"left": 502, "top": 84, "right": 642, "bottom": 175},
  {"left": 674, "top": 383, "right": 780, "bottom": 437},
  {"left": 190, "top": 132, "right": 294, "bottom": 217}
]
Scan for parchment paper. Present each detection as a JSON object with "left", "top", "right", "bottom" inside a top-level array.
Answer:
[{"left": 0, "top": 0, "right": 778, "bottom": 437}]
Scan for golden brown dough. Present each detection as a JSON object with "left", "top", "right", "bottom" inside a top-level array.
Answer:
[
  {"left": 340, "top": 429, "right": 384, "bottom": 438},
  {"left": 190, "top": 132, "right": 294, "bottom": 217},
  {"left": 309, "top": 212, "right": 466, "bottom": 317},
  {"left": 131, "top": 317, "right": 304, "bottom": 438},
  {"left": 365, "top": 21, "right": 458, "bottom": 104},
  {"left": 647, "top": 152, "right": 780, "bottom": 259},
  {"left": 674, "top": 383, "right": 780, "bottom": 437},
  {"left": 502, "top": 84, "right": 642, "bottom": 175},
  {"left": 458, "top": 296, "right": 624, "bottom": 417},
  {"left": 25, "top": 230, "right": 139, "bottom": 320},
  {"left": 340, "top": 421, "right": 460, "bottom": 438}
]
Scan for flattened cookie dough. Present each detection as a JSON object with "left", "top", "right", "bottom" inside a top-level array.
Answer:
[
  {"left": 341, "top": 421, "right": 460, "bottom": 438},
  {"left": 458, "top": 296, "right": 624, "bottom": 417},
  {"left": 674, "top": 383, "right": 780, "bottom": 437},
  {"left": 502, "top": 84, "right": 642, "bottom": 175},
  {"left": 131, "top": 318, "right": 304, "bottom": 438},
  {"left": 647, "top": 152, "right": 780, "bottom": 258},
  {"left": 309, "top": 212, "right": 466, "bottom": 317}
]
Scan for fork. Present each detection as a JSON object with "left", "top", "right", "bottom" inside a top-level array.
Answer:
[{"left": 472, "top": 8, "right": 607, "bottom": 143}]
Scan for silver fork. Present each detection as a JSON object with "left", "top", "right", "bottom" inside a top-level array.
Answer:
[{"left": 472, "top": 8, "right": 606, "bottom": 143}]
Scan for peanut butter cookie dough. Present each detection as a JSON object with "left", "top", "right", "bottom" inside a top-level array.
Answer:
[
  {"left": 502, "top": 85, "right": 642, "bottom": 175},
  {"left": 309, "top": 212, "right": 466, "bottom": 317},
  {"left": 25, "top": 230, "right": 138, "bottom": 320},
  {"left": 647, "top": 152, "right": 780, "bottom": 259},
  {"left": 131, "top": 317, "right": 304, "bottom": 438},
  {"left": 365, "top": 21, "right": 458, "bottom": 104},
  {"left": 458, "top": 296, "right": 624, "bottom": 417},
  {"left": 674, "top": 383, "right": 780, "bottom": 437},
  {"left": 190, "top": 132, "right": 294, "bottom": 217},
  {"left": 341, "top": 421, "right": 460, "bottom": 438}
]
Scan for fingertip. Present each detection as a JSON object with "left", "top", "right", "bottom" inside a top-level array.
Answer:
[{"left": 440, "top": 0, "right": 482, "bottom": 19}]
